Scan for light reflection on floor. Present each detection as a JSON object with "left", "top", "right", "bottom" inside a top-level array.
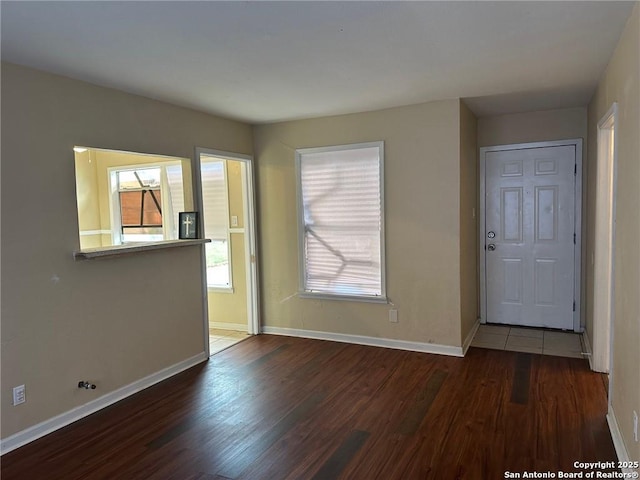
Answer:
[{"left": 209, "top": 328, "right": 249, "bottom": 356}]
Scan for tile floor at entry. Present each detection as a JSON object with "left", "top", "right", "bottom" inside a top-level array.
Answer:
[
  {"left": 209, "top": 328, "right": 249, "bottom": 356},
  {"left": 471, "top": 324, "right": 586, "bottom": 359}
]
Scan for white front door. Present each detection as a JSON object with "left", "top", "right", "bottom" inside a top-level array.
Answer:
[{"left": 483, "top": 144, "right": 577, "bottom": 330}]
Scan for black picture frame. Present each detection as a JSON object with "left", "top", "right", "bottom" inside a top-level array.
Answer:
[{"left": 179, "top": 212, "right": 198, "bottom": 239}]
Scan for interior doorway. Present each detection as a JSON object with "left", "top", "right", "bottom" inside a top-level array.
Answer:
[
  {"left": 194, "top": 148, "right": 259, "bottom": 356},
  {"left": 592, "top": 103, "right": 618, "bottom": 374},
  {"left": 479, "top": 139, "right": 583, "bottom": 332}
]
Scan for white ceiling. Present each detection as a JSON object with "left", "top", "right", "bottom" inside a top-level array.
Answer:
[{"left": 1, "top": 1, "right": 636, "bottom": 124}]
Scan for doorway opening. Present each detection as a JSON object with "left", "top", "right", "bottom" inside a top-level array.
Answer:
[
  {"left": 592, "top": 103, "right": 618, "bottom": 374},
  {"left": 194, "top": 148, "right": 259, "bottom": 356}
]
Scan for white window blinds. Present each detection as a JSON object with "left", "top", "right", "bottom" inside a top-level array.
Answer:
[
  {"left": 297, "top": 142, "right": 385, "bottom": 299},
  {"left": 199, "top": 155, "right": 231, "bottom": 289},
  {"left": 200, "top": 158, "right": 229, "bottom": 241},
  {"left": 164, "top": 164, "right": 185, "bottom": 239}
]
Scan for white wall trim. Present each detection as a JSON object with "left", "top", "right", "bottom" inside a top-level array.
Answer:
[
  {"left": 607, "top": 407, "right": 635, "bottom": 474},
  {"left": 242, "top": 159, "right": 260, "bottom": 335},
  {"left": 79, "top": 229, "right": 112, "bottom": 236},
  {"left": 0, "top": 352, "right": 207, "bottom": 456},
  {"left": 261, "top": 326, "right": 464, "bottom": 357},
  {"left": 581, "top": 330, "right": 594, "bottom": 371},
  {"left": 208, "top": 286, "right": 235, "bottom": 294},
  {"left": 210, "top": 322, "right": 247, "bottom": 331},
  {"left": 462, "top": 320, "right": 480, "bottom": 355},
  {"left": 592, "top": 102, "right": 618, "bottom": 374}
]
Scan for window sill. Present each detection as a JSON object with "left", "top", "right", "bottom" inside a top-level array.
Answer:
[
  {"left": 73, "top": 239, "right": 210, "bottom": 260},
  {"left": 298, "top": 292, "right": 388, "bottom": 304},
  {"left": 208, "top": 286, "right": 234, "bottom": 294}
]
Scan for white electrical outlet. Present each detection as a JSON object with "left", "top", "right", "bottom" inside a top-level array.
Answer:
[
  {"left": 389, "top": 309, "right": 398, "bottom": 323},
  {"left": 12, "top": 385, "right": 25, "bottom": 406},
  {"left": 231, "top": 215, "right": 238, "bottom": 227},
  {"left": 634, "top": 410, "right": 638, "bottom": 442}
]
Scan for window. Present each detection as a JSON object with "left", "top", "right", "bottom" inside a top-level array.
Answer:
[
  {"left": 110, "top": 164, "right": 184, "bottom": 244},
  {"left": 200, "top": 157, "right": 231, "bottom": 289},
  {"left": 117, "top": 168, "right": 163, "bottom": 242},
  {"left": 296, "top": 142, "right": 386, "bottom": 301}
]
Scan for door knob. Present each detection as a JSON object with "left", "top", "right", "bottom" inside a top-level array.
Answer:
[{"left": 487, "top": 244, "right": 496, "bottom": 251}]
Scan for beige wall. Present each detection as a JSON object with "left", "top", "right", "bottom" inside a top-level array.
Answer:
[
  {"left": 459, "top": 102, "right": 479, "bottom": 343},
  {"left": 0, "top": 63, "right": 253, "bottom": 439},
  {"left": 477, "top": 107, "right": 587, "bottom": 148},
  {"left": 207, "top": 160, "right": 248, "bottom": 328},
  {"left": 253, "top": 99, "right": 465, "bottom": 347},
  {"left": 208, "top": 235, "right": 248, "bottom": 327},
  {"left": 227, "top": 160, "right": 245, "bottom": 229},
  {"left": 586, "top": 4, "right": 639, "bottom": 460},
  {"left": 75, "top": 149, "right": 102, "bottom": 248}
]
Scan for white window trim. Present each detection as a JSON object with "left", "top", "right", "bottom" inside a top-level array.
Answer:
[
  {"left": 107, "top": 161, "right": 182, "bottom": 245},
  {"left": 295, "top": 141, "right": 387, "bottom": 303}
]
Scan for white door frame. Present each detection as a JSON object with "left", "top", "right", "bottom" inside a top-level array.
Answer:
[
  {"left": 194, "top": 147, "right": 260, "bottom": 357},
  {"left": 479, "top": 139, "right": 583, "bottom": 332},
  {"left": 592, "top": 103, "right": 618, "bottom": 373}
]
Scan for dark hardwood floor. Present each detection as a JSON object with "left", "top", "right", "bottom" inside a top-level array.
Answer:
[{"left": 1, "top": 335, "right": 617, "bottom": 479}]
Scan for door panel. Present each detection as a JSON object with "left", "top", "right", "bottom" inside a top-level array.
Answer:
[
  {"left": 485, "top": 145, "right": 575, "bottom": 329},
  {"left": 502, "top": 258, "right": 523, "bottom": 304},
  {"left": 501, "top": 188, "right": 523, "bottom": 242},
  {"left": 535, "top": 186, "right": 558, "bottom": 241}
]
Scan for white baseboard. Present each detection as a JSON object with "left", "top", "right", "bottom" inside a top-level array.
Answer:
[
  {"left": 607, "top": 407, "right": 635, "bottom": 474},
  {"left": 210, "top": 322, "right": 247, "bottom": 331},
  {"left": 581, "top": 330, "right": 594, "bottom": 370},
  {"left": 0, "top": 352, "right": 208, "bottom": 455},
  {"left": 261, "top": 326, "right": 464, "bottom": 357},
  {"left": 462, "top": 320, "right": 480, "bottom": 356}
]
